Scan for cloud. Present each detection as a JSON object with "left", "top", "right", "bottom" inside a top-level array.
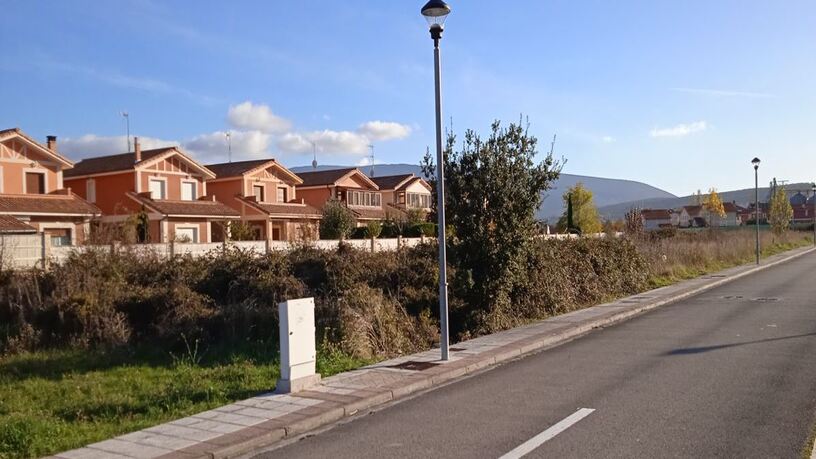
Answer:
[
  {"left": 650, "top": 121, "right": 707, "bottom": 138},
  {"left": 601, "top": 136, "right": 615, "bottom": 143},
  {"left": 671, "top": 87, "right": 773, "bottom": 98},
  {"left": 277, "top": 130, "right": 370, "bottom": 155},
  {"left": 60, "top": 134, "right": 179, "bottom": 160},
  {"left": 227, "top": 101, "right": 292, "bottom": 134},
  {"left": 183, "top": 130, "right": 272, "bottom": 164},
  {"left": 357, "top": 121, "right": 412, "bottom": 141}
]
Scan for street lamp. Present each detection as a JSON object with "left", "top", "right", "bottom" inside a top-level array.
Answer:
[
  {"left": 811, "top": 183, "right": 816, "bottom": 246},
  {"left": 421, "top": 0, "right": 451, "bottom": 361},
  {"left": 752, "top": 157, "right": 760, "bottom": 264}
]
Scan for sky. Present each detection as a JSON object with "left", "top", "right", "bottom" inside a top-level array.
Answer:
[{"left": 2, "top": 0, "right": 815, "bottom": 196}]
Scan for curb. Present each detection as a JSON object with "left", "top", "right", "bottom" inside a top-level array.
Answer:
[{"left": 54, "top": 245, "right": 816, "bottom": 459}]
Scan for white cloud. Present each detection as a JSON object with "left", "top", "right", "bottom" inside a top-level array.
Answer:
[
  {"left": 671, "top": 87, "right": 773, "bottom": 98},
  {"left": 277, "top": 130, "right": 369, "bottom": 155},
  {"left": 357, "top": 121, "right": 412, "bottom": 141},
  {"left": 227, "top": 101, "right": 292, "bottom": 134},
  {"left": 183, "top": 130, "right": 272, "bottom": 164},
  {"left": 601, "top": 136, "right": 616, "bottom": 143},
  {"left": 650, "top": 121, "right": 707, "bottom": 138},
  {"left": 60, "top": 134, "right": 179, "bottom": 160}
]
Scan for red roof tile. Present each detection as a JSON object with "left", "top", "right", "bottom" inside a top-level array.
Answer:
[
  {"left": 349, "top": 206, "right": 387, "bottom": 220},
  {"left": 238, "top": 197, "right": 322, "bottom": 218},
  {"left": 64, "top": 148, "right": 174, "bottom": 177},
  {"left": 370, "top": 174, "right": 414, "bottom": 190},
  {"left": 641, "top": 209, "right": 672, "bottom": 220},
  {"left": 129, "top": 193, "right": 239, "bottom": 218},
  {"left": 0, "top": 193, "right": 100, "bottom": 216},
  {"left": 0, "top": 215, "right": 36, "bottom": 233}
]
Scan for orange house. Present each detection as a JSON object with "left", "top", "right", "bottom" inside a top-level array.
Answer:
[
  {"left": 64, "top": 137, "right": 238, "bottom": 243},
  {"left": 370, "top": 174, "right": 432, "bottom": 216},
  {"left": 0, "top": 128, "right": 100, "bottom": 245},
  {"left": 295, "top": 168, "right": 386, "bottom": 223},
  {"left": 206, "top": 159, "right": 321, "bottom": 241}
]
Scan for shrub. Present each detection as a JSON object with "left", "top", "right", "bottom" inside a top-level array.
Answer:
[
  {"left": 365, "top": 221, "right": 383, "bottom": 239},
  {"left": 320, "top": 200, "right": 355, "bottom": 240}
]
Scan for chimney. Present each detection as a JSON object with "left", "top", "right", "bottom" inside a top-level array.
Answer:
[
  {"left": 134, "top": 137, "right": 141, "bottom": 162},
  {"left": 46, "top": 135, "right": 57, "bottom": 152}
]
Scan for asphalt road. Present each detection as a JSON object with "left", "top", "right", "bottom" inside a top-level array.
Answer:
[{"left": 256, "top": 253, "right": 816, "bottom": 459}]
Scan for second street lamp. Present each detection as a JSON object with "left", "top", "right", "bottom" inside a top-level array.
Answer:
[
  {"left": 812, "top": 183, "right": 816, "bottom": 246},
  {"left": 421, "top": 0, "right": 451, "bottom": 361},
  {"left": 752, "top": 157, "right": 761, "bottom": 265}
]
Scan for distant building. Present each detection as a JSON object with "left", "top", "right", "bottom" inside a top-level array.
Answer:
[
  {"left": 678, "top": 205, "right": 704, "bottom": 227},
  {"left": 641, "top": 209, "right": 674, "bottom": 229}
]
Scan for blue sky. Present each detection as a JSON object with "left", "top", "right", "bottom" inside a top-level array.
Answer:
[{"left": 2, "top": 0, "right": 815, "bottom": 196}]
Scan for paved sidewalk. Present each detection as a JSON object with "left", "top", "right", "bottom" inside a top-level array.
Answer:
[{"left": 52, "top": 246, "right": 816, "bottom": 459}]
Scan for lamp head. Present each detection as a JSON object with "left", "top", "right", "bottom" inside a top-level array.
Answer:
[
  {"left": 421, "top": 0, "right": 451, "bottom": 28},
  {"left": 751, "top": 157, "right": 760, "bottom": 170}
]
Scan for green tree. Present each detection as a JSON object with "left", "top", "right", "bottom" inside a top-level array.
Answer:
[
  {"left": 422, "top": 119, "right": 562, "bottom": 332},
  {"left": 703, "top": 187, "right": 726, "bottom": 226},
  {"left": 228, "top": 220, "right": 256, "bottom": 241},
  {"left": 768, "top": 185, "right": 793, "bottom": 235},
  {"left": 557, "top": 183, "right": 602, "bottom": 234},
  {"left": 365, "top": 220, "right": 383, "bottom": 239},
  {"left": 319, "top": 199, "right": 355, "bottom": 240}
]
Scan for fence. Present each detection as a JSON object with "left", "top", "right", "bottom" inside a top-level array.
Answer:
[{"left": 0, "top": 235, "right": 430, "bottom": 269}]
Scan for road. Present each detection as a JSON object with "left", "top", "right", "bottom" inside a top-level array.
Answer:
[{"left": 256, "top": 253, "right": 816, "bottom": 458}]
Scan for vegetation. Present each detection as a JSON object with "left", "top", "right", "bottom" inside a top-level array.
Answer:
[
  {"left": 558, "top": 183, "right": 602, "bottom": 234},
  {"left": 769, "top": 185, "right": 793, "bottom": 235},
  {"left": 365, "top": 220, "right": 383, "bottom": 239},
  {"left": 703, "top": 187, "right": 725, "bottom": 226},
  {"left": 319, "top": 199, "right": 355, "bottom": 240}
]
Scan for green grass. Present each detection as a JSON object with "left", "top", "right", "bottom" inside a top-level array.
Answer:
[{"left": 0, "top": 344, "right": 370, "bottom": 459}]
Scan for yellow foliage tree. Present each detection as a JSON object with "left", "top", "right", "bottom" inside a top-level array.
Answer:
[
  {"left": 703, "top": 187, "right": 725, "bottom": 226},
  {"left": 768, "top": 185, "right": 793, "bottom": 235}
]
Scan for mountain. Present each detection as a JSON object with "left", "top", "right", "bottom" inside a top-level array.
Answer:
[
  {"left": 596, "top": 182, "right": 815, "bottom": 220},
  {"left": 291, "top": 163, "right": 677, "bottom": 221}
]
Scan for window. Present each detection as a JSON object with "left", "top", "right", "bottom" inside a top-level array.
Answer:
[
  {"left": 407, "top": 193, "right": 431, "bottom": 208},
  {"left": 25, "top": 172, "right": 45, "bottom": 194},
  {"left": 364, "top": 192, "right": 371, "bottom": 206},
  {"left": 373, "top": 193, "right": 381, "bottom": 207},
  {"left": 86, "top": 180, "right": 96, "bottom": 203},
  {"left": 348, "top": 190, "right": 381, "bottom": 207},
  {"left": 47, "top": 228, "right": 71, "bottom": 247},
  {"left": 181, "top": 181, "right": 196, "bottom": 201},
  {"left": 149, "top": 179, "right": 166, "bottom": 199},
  {"left": 277, "top": 187, "right": 287, "bottom": 203},
  {"left": 174, "top": 227, "right": 198, "bottom": 243},
  {"left": 253, "top": 185, "right": 265, "bottom": 202}
]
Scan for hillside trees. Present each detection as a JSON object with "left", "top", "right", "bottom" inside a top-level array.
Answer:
[{"left": 557, "top": 183, "right": 602, "bottom": 234}]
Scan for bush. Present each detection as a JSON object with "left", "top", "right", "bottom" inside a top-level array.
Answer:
[
  {"left": 319, "top": 199, "right": 355, "bottom": 240},
  {"left": 365, "top": 221, "right": 383, "bottom": 239}
]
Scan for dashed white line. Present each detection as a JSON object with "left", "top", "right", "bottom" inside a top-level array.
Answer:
[{"left": 499, "top": 408, "right": 596, "bottom": 459}]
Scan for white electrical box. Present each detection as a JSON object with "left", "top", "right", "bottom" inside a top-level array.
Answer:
[{"left": 277, "top": 297, "right": 320, "bottom": 393}]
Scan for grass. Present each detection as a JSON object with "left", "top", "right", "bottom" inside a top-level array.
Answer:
[{"left": 0, "top": 344, "right": 369, "bottom": 459}]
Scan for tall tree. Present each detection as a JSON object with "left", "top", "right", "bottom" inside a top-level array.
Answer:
[
  {"left": 422, "top": 120, "right": 562, "bottom": 332},
  {"left": 692, "top": 189, "right": 705, "bottom": 205},
  {"left": 557, "top": 183, "right": 602, "bottom": 234},
  {"left": 703, "top": 187, "right": 726, "bottom": 226},
  {"left": 768, "top": 185, "right": 793, "bottom": 235}
]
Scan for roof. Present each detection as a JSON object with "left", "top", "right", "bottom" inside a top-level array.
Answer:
[
  {"left": 641, "top": 209, "right": 672, "bottom": 220},
  {"left": 296, "top": 168, "right": 378, "bottom": 189},
  {"left": 370, "top": 174, "right": 414, "bottom": 190},
  {"left": 0, "top": 127, "right": 74, "bottom": 167},
  {"left": 0, "top": 193, "right": 101, "bottom": 216},
  {"left": 64, "top": 148, "right": 173, "bottom": 177},
  {"left": 0, "top": 215, "right": 36, "bottom": 233},
  {"left": 127, "top": 193, "right": 239, "bottom": 218},
  {"left": 349, "top": 206, "right": 387, "bottom": 220},
  {"left": 206, "top": 159, "right": 303, "bottom": 184},
  {"left": 238, "top": 197, "right": 321, "bottom": 219},
  {"left": 682, "top": 205, "right": 703, "bottom": 217},
  {"left": 722, "top": 202, "right": 740, "bottom": 213}
]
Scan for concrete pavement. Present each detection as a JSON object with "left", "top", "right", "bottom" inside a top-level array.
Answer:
[{"left": 52, "top": 246, "right": 816, "bottom": 459}]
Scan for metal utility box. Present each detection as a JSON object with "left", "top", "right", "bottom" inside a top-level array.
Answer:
[{"left": 277, "top": 297, "right": 320, "bottom": 393}]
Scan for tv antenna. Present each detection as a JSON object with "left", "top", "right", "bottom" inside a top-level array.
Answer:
[
  {"left": 549, "top": 134, "right": 557, "bottom": 156},
  {"left": 311, "top": 142, "right": 318, "bottom": 169},
  {"left": 367, "top": 144, "right": 375, "bottom": 177},
  {"left": 121, "top": 111, "right": 131, "bottom": 152},
  {"left": 225, "top": 131, "right": 232, "bottom": 163}
]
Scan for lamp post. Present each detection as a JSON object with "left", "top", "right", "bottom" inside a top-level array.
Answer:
[
  {"left": 421, "top": 0, "right": 451, "bottom": 361},
  {"left": 811, "top": 183, "right": 816, "bottom": 246},
  {"left": 752, "top": 157, "right": 761, "bottom": 264}
]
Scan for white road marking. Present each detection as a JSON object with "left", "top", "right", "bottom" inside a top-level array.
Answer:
[{"left": 499, "top": 408, "right": 596, "bottom": 459}]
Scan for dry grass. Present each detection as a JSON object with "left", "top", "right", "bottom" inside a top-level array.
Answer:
[{"left": 635, "top": 228, "right": 812, "bottom": 287}]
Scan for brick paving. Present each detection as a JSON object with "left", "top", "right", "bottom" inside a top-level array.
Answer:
[{"left": 51, "top": 246, "right": 815, "bottom": 459}]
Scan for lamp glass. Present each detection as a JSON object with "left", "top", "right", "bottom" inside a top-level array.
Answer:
[{"left": 421, "top": 0, "right": 450, "bottom": 27}]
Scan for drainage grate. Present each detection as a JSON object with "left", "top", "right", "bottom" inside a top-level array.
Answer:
[
  {"left": 389, "top": 361, "right": 440, "bottom": 371},
  {"left": 722, "top": 295, "right": 744, "bottom": 300},
  {"left": 752, "top": 297, "right": 780, "bottom": 302},
  {"left": 449, "top": 347, "right": 466, "bottom": 352}
]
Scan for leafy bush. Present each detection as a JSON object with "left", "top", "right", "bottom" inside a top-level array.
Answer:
[{"left": 319, "top": 199, "right": 355, "bottom": 240}]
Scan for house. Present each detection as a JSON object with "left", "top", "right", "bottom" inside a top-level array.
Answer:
[
  {"left": 205, "top": 159, "right": 321, "bottom": 241},
  {"left": 709, "top": 202, "right": 742, "bottom": 227},
  {"left": 678, "top": 205, "right": 705, "bottom": 227},
  {"left": 64, "top": 137, "right": 238, "bottom": 243},
  {"left": 0, "top": 128, "right": 100, "bottom": 245},
  {"left": 640, "top": 209, "right": 674, "bottom": 230},
  {"left": 295, "top": 168, "right": 385, "bottom": 223},
  {"left": 370, "top": 173, "right": 432, "bottom": 219}
]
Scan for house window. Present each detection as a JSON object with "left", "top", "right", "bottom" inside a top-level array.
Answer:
[
  {"left": 47, "top": 228, "right": 71, "bottom": 247},
  {"left": 364, "top": 192, "right": 371, "bottom": 206},
  {"left": 373, "top": 193, "right": 381, "bottom": 207},
  {"left": 86, "top": 180, "right": 96, "bottom": 203},
  {"left": 253, "top": 184, "right": 265, "bottom": 202},
  {"left": 181, "top": 181, "right": 196, "bottom": 201},
  {"left": 149, "top": 179, "right": 166, "bottom": 199},
  {"left": 277, "top": 187, "right": 287, "bottom": 203},
  {"left": 25, "top": 172, "right": 45, "bottom": 194},
  {"left": 174, "top": 227, "right": 198, "bottom": 243}
]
